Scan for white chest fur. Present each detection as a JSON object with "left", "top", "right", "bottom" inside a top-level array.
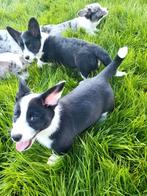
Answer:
[
  {"left": 36, "top": 105, "right": 61, "bottom": 148},
  {"left": 36, "top": 129, "right": 53, "bottom": 148},
  {"left": 76, "top": 17, "right": 97, "bottom": 34}
]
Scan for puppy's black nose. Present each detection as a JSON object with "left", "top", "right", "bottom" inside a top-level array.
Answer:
[
  {"left": 25, "top": 56, "right": 30, "bottom": 60},
  {"left": 12, "top": 134, "right": 22, "bottom": 142}
]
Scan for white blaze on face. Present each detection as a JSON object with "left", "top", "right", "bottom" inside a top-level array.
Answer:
[
  {"left": 23, "top": 45, "right": 36, "bottom": 63},
  {"left": 22, "top": 32, "right": 48, "bottom": 64},
  {"left": 35, "top": 32, "right": 48, "bottom": 66},
  {"left": 11, "top": 93, "right": 39, "bottom": 142}
]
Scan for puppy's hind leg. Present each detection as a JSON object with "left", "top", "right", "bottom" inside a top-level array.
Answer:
[
  {"left": 76, "top": 53, "right": 97, "bottom": 79},
  {"left": 99, "top": 112, "right": 108, "bottom": 122}
]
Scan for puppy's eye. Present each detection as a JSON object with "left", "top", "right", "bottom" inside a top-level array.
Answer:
[
  {"left": 13, "top": 109, "right": 21, "bottom": 122},
  {"left": 15, "top": 110, "right": 20, "bottom": 116},
  {"left": 30, "top": 115, "right": 39, "bottom": 122},
  {"left": 14, "top": 104, "right": 20, "bottom": 116},
  {"left": 26, "top": 41, "right": 31, "bottom": 48},
  {"left": 14, "top": 110, "right": 20, "bottom": 118}
]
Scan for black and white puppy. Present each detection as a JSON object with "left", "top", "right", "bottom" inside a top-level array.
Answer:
[
  {"left": 0, "top": 3, "right": 107, "bottom": 54},
  {"left": 7, "top": 18, "right": 126, "bottom": 78},
  {"left": 7, "top": 17, "right": 112, "bottom": 78},
  {"left": 0, "top": 30, "right": 22, "bottom": 54},
  {"left": 0, "top": 53, "right": 28, "bottom": 79},
  {"left": 41, "top": 3, "right": 108, "bottom": 36},
  {"left": 6, "top": 19, "right": 48, "bottom": 64},
  {"left": 11, "top": 47, "right": 128, "bottom": 164}
]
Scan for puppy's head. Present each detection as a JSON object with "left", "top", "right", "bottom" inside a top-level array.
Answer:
[
  {"left": 7, "top": 18, "right": 42, "bottom": 63},
  {"left": 11, "top": 79, "right": 65, "bottom": 152},
  {"left": 78, "top": 3, "right": 108, "bottom": 22}
]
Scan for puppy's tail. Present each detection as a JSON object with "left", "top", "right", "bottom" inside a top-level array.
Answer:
[{"left": 99, "top": 46, "right": 128, "bottom": 80}]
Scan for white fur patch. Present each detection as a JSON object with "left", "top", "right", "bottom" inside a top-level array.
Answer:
[
  {"left": 36, "top": 105, "right": 61, "bottom": 148},
  {"left": 76, "top": 17, "right": 96, "bottom": 35},
  {"left": 0, "top": 52, "right": 22, "bottom": 64},
  {"left": 99, "top": 112, "right": 108, "bottom": 122},
  {"left": 23, "top": 44, "right": 36, "bottom": 63},
  {"left": 11, "top": 94, "right": 39, "bottom": 142},
  {"left": 47, "top": 153, "right": 60, "bottom": 165},
  {"left": 115, "top": 70, "right": 127, "bottom": 77},
  {"left": 118, "top": 47, "right": 128, "bottom": 59},
  {"left": 36, "top": 32, "right": 48, "bottom": 67},
  {"left": 0, "top": 30, "right": 22, "bottom": 53}
]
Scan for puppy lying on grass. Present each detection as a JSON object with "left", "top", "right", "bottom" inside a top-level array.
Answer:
[
  {"left": 0, "top": 3, "right": 108, "bottom": 54},
  {"left": 0, "top": 53, "right": 27, "bottom": 79},
  {"left": 7, "top": 17, "right": 126, "bottom": 78},
  {"left": 41, "top": 3, "right": 108, "bottom": 36},
  {"left": 11, "top": 46, "right": 128, "bottom": 165},
  {"left": 0, "top": 3, "right": 108, "bottom": 79}
]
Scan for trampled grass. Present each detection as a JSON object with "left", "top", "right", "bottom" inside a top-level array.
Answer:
[{"left": 0, "top": 0, "right": 147, "bottom": 195}]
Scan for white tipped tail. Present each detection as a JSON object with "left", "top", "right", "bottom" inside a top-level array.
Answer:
[
  {"left": 118, "top": 46, "right": 128, "bottom": 59},
  {"left": 99, "top": 46, "right": 128, "bottom": 80}
]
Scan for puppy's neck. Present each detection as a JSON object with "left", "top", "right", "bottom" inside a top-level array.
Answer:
[
  {"left": 36, "top": 32, "right": 49, "bottom": 59},
  {"left": 36, "top": 104, "right": 62, "bottom": 147}
]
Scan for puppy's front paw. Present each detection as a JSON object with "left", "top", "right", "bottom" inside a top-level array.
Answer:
[
  {"left": 47, "top": 154, "right": 60, "bottom": 165},
  {"left": 115, "top": 70, "right": 127, "bottom": 77},
  {"left": 94, "top": 29, "right": 99, "bottom": 33},
  {"left": 89, "top": 31, "right": 96, "bottom": 36},
  {"left": 37, "top": 59, "right": 43, "bottom": 68}
]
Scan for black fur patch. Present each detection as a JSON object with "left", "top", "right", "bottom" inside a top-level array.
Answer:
[
  {"left": 40, "top": 36, "right": 112, "bottom": 78},
  {"left": 26, "top": 97, "right": 54, "bottom": 131},
  {"left": 22, "top": 31, "right": 41, "bottom": 54},
  {"left": 13, "top": 103, "right": 21, "bottom": 122}
]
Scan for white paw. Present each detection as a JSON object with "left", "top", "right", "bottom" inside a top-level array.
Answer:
[
  {"left": 115, "top": 70, "right": 127, "bottom": 77},
  {"left": 94, "top": 29, "right": 99, "bottom": 33},
  {"left": 37, "top": 59, "right": 43, "bottom": 68},
  {"left": 47, "top": 154, "right": 60, "bottom": 165},
  {"left": 99, "top": 112, "right": 108, "bottom": 122},
  {"left": 89, "top": 32, "right": 96, "bottom": 36}
]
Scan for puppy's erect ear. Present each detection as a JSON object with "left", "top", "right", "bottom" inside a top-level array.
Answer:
[
  {"left": 6, "top": 26, "right": 22, "bottom": 46},
  {"left": 28, "top": 17, "right": 41, "bottom": 38},
  {"left": 41, "top": 81, "right": 66, "bottom": 106},
  {"left": 77, "top": 8, "right": 91, "bottom": 17},
  {"left": 16, "top": 79, "right": 30, "bottom": 101}
]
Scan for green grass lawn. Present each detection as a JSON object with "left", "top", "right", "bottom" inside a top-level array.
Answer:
[{"left": 0, "top": 0, "right": 147, "bottom": 195}]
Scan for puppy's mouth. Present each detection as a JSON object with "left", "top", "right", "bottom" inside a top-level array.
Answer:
[
  {"left": 23, "top": 59, "right": 34, "bottom": 64},
  {"left": 16, "top": 139, "right": 33, "bottom": 152},
  {"left": 99, "top": 10, "right": 108, "bottom": 18},
  {"left": 15, "top": 132, "right": 39, "bottom": 152},
  {"left": 98, "top": 15, "right": 104, "bottom": 20}
]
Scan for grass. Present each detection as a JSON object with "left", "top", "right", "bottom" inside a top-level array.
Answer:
[{"left": 0, "top": 0, "right": 147, "bottom": 195}]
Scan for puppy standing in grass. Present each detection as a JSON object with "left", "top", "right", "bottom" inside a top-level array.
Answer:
[{"left": 11, "top": 46, "right": 128, "bottom": 164}]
